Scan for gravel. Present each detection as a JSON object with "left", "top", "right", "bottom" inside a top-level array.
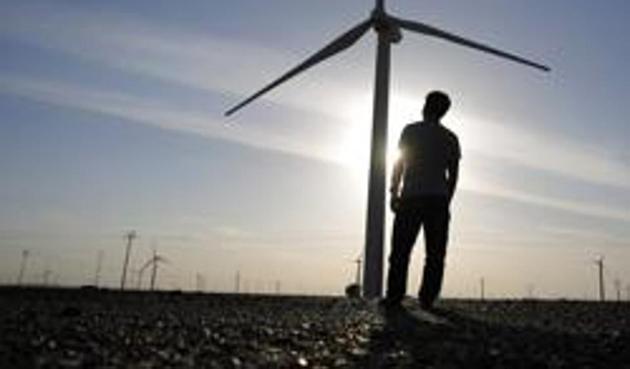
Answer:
[{"left": 1, "top": 288, "right": 629, "bottom": 368}]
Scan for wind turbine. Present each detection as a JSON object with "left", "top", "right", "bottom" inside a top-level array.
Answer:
[
  {"left": 16, "top": 249, "right": 30, "bottom": 286},
  {"left": 225, "top": 0, "right": 550, "bottom": 298},
  {"left": 136, "top": 257, "right": 153, "bottom": 289},
  {"left": 595, "top": 256, "right": 605, "bottom": 302},
  {"left": 354, "top": 257, "right": 362, "bottom": 286},
  {"left": 137, "top": 249, "right": 168, "bottom": 291},
  {"left": 120, "top": 230, "right": 137, "bottom": 291},
  {"left": 149, "top": 250, "right": 167, "bottom": 291},
  {"left": 93, "top": 250, "right": 104, "bottom": 287}
]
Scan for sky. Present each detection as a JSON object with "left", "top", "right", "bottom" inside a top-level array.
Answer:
[{"left": 0, "top": 0, "right": 629, "bottom": 299}]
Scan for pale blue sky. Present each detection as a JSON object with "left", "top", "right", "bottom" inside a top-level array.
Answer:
[{"left": 0, "top": 0, "right": 628, "bottom": 298}]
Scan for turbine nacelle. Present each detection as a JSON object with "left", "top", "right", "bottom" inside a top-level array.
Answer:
[{"left": 371, "top": 11, "right": 402, "bottom": 44}]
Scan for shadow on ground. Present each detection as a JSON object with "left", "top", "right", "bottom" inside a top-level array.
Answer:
[{"left": 362, "top": 301, "right": 630, "bottom": 369}]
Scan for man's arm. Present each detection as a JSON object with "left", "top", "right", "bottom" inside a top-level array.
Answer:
[
  {"left": 390, "top": 155, "right": 404, "bottom": 198},
  {"left": 389, "top": 155, "right": 404, "bottom": 212},
  {"left": 446, "top": 159, "right": 459, "bottom": 203},
  {"left": 447, "top": 132, "right": 461, "bottom": 204}
]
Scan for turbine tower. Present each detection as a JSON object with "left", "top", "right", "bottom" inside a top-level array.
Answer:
[
  {"left": 595, "top": 256, "right": 605, "bottom": 302},
  {"left": 354, "top": 257, "right": 362, "bottom": 286},
  {"left": 225, "top": 0, "right": 549, "bottom": 298},
  {"left": 136, "top": 257, "right": 153, "bottom": 289},
  {"left": 614, "top": 278, "right": 621, "bottom": 302},
  {"left": 120, "top": 230, "right": 137, "bottom": 290},
  {"left": 93, "top": 250, "right": 104, "bottom": 287},
  {"left": 149, "top": 249, "right": 167, "bottom": 291},
  {"left": 16, "top": 250, "right": 30, "bottom": 286}
]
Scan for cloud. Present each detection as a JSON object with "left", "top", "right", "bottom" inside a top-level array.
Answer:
[
  {"left": 0, "top": 74, "right": 336, "bottom": 163},
  {"left": 0, "top": 1, "right": 364, "bottom": 116},
  {"left": 463, "top": 181, "right": 630, "bottom": 223},
  {"left": 2, "top": 73, "right": 629, "bottom": 225},
  {"left": 4, "top": 2, "right": 628, "bottom": 188},
  {"left": 1, "top": 2, "right": 629, "bottom": 225},
  {"left": 453, "top": 112, "right": 630, "bottom": 191}
]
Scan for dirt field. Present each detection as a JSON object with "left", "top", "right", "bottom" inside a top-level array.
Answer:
[{"left": 0, "top": 288, "right": 628, "bottom": 368}]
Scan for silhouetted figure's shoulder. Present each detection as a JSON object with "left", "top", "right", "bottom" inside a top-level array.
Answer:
[
  {"left": 403, "top": 120, "right": 456, "bottom": 133},
  {"left": 438, "top": 124, "right": 460, "bottom": 152},
  {"left": 401, "top": 121, "right": 459, "bottom": 147}
]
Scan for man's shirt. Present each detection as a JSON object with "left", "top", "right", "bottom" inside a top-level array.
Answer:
[{"left": 399, "top": 121, "right": 461, "bottom": 198}]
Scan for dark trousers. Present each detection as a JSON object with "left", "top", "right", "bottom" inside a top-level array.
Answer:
[{"left": 386, "top": 195, "right": 450, "bottom": 305}]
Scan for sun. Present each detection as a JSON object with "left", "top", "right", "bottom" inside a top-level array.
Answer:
[{"left": 336, "top": 94, "right": 421, "bottom": 177}]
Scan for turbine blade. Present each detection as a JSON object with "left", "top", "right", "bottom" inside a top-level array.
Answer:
[
  {"left": 225, "top": 19, "right": 373, "bottom": 116},
  {"left": 140, "top": 259, "right": 153, "bottom": 271},
  {"left": 156, "top": 256, "right": 168, "bottom": 264},
  {"left": 393, "top": 17, "right": 550, "bottom": 72}
]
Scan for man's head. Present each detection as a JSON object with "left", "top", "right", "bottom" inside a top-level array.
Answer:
[{"left": 422, "top": 90, "right": 451, "bottom": 121}]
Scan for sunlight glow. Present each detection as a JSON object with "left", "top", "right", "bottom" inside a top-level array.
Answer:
[
  {"left": 335, "top": 93, "right": 491, "bottom": 195},
  {"left": 336, "top": 94, "right": 422, "bottom": 177}
]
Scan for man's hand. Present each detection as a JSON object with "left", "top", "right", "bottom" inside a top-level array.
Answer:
[
  {"left": 390, "top": 156, "right": 404, "bottom": 213},
  {"left": 390, "top": 194, "right": 401, "bottom": 213}
]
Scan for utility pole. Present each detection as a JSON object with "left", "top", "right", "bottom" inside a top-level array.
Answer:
[
  {"left": 16, "top": 250, "right": 30, "bottom": 286},
  {"left": 595, "top": 257, "right": 605, "bottom": 302},
  {"left": 93, "top": 250, "right": 103, "bottom": 287},
  {"left": 120, "top": 230, "right": 137, "bottom": 290},
  {"left": 480, "top": 277, "right": 485, "bottom": 301}
]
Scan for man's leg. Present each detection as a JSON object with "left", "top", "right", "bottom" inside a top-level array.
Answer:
[
  {"left": 418, "top": 197, "right": 450, "bottom": 308},
  {"left": 385, "top": 205, "right": 422, "bottom": 304}
]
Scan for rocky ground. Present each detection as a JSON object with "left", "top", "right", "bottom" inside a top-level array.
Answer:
[{"left": 0, "top": 288, "right": 629, "bottom": 368}]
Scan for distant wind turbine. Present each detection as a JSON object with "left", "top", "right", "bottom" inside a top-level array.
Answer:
[
  {"left": 93, "top": 250, "right": 104, "bottom": 287},
  {"left": 137, "top": 249, "right": 168, "bottom": 291},
  {"left": 595, "top": 256, "right": 605, "bottom": 302},
  {"left": 614, "top": 278, "right": 621, "bottom": 302},
  {"left": 120, "top": 230, "right": 137, "bottom": 290},
  {"left": 354, "top": 257, "right": 362, "bottom": 286},
  {"left": 16, "top": 250, "right": 30, "bottom": 286},
  {"left": 235, "top": 270, "right": 241, "bottom": 293},
  {"left": 225, "top": 0, "right": 549, "bottom": 298},
  {"left": 149, "top": 250, "right": 167, "bottom": 291},
  {"left": 136, "top": 258, "right": 153, "bottom": 289}
]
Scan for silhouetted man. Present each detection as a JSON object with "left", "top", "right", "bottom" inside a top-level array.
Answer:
[{"left": 383, "top": 90, "right": 460, "bottom": 310}]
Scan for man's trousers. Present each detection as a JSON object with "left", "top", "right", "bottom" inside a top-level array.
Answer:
[{"left": 385, "top": 195, "right": 450, "bottom": 306}]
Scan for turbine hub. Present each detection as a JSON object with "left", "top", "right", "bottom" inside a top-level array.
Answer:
[{"left": 371, "top": 12, "right": 402, "bottom": 44}]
